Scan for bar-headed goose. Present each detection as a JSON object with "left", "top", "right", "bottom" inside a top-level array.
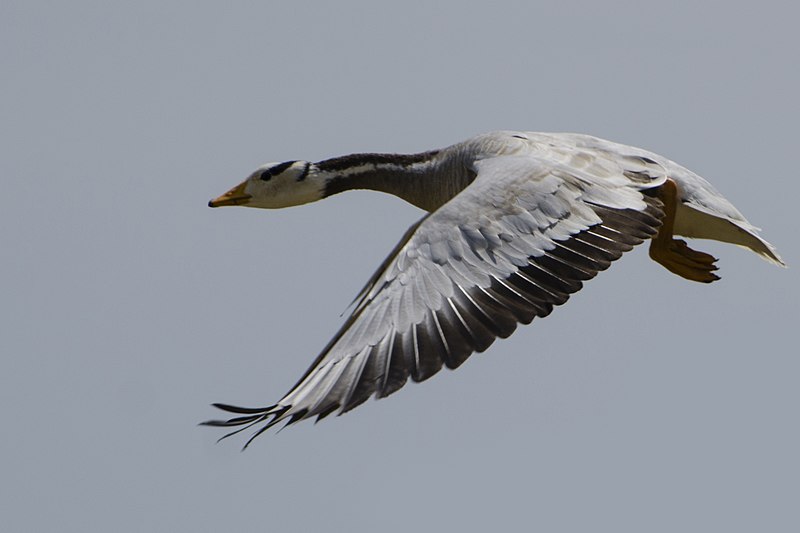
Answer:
[{"left": 205, "top": 131, "right": 784, "bottom": 447}]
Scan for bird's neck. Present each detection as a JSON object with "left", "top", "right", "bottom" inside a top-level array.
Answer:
[{"left": 314, "top": 150, "right": 473, "bottom": 212}]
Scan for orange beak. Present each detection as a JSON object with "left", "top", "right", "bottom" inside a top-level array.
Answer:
[{"left": 208, "top": 180, "right": 252, "bottom": 208}]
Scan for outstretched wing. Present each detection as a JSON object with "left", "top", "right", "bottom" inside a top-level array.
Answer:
[{"left": 204, "top": 149, "right": 666, "bottom": 447}]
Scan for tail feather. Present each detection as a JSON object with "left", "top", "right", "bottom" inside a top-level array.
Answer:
[{"left": 674, "top": 202, "right": 785, "bottom": 267}]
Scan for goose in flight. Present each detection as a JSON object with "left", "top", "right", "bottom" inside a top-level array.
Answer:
[{"left": 204, "top": 131, "right": 784, "bottom": 447}]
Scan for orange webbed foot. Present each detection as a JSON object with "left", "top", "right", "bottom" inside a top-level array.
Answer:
[{"left": 649, "top": 238, "right": 720, "bottom": 283}]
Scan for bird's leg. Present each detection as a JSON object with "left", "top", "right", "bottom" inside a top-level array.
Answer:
[{"left": 649, "top": 178, "right": 720, "bottom": 283}]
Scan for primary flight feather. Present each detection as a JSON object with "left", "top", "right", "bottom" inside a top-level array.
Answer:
[{"left": 204, "top": 131, "right": 784, "bottom": 448}]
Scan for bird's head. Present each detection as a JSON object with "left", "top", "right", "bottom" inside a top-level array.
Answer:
[{"left": 209, "top": 160, "right": 325, "bottom": 209}]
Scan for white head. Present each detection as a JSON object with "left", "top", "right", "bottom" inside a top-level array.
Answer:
[{"left": 209, "top": 160, "right": 326, "bottom": 209}]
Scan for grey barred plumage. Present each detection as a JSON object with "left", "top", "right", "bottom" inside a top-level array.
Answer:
[{"left": 206, "top": 130, "right": 784, "bottom": 448}]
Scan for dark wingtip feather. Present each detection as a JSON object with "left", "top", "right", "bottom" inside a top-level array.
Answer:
[
  {"left": 218, "top": 424, "right": 258, "bottom": 444},
  {"left": 241, "top": 412, "right": 291, "bottom": 450},
  {"left": 200, "top": 403, "right": 294, "bottom": 449},
  {"left": 199, "top": 414, "right": 263, "bottom": 427},
  {"left": 211, "top": 403, "right": 276, "bottom": 414}
]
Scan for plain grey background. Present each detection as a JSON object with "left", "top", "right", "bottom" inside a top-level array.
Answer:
[{"left": 2, "top": 1, "right": 797, "bottom": 531}]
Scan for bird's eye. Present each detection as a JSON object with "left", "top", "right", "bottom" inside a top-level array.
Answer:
[{"left": 260, "top": 170, "right": 273, "bottom": 181}]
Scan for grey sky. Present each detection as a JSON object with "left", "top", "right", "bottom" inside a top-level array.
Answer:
[{"left": 2, "top": 1, "right": 798, "bottom": 531}]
